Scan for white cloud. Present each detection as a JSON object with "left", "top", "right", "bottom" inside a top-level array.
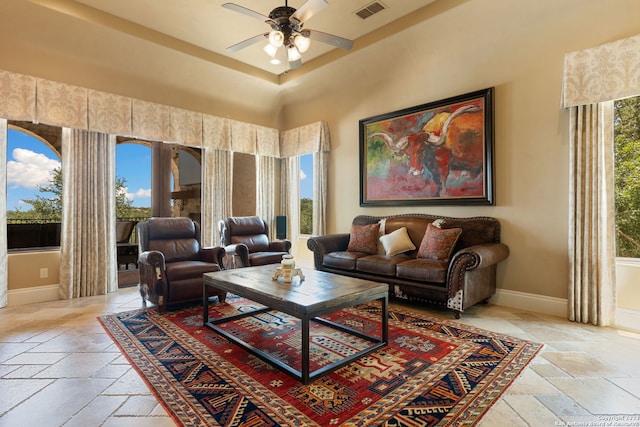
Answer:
[
  {"left": 134, "top": 188, "right": 151, "bottom": 198},
  {"left": 123, "top": 187, "right": 151, "bottom": 202},
  {"left": 300, "top": 169, "right": 308, "bottom": 180},
  {"left": 7, "top": 148, "right": 60, "bottom": 189}
]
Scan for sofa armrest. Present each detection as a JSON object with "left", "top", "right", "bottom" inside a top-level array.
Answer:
[
  {"left": 268, "top": 239, "right": 292, "bottom": 253},
  {"left": 200, "top": 246, "right": 225, "bottom": 266},
  {"left": 446, "top": 242, "right": 510, "bottom": 316},
  {"left": 307, "top": 233, "right": 350, "bottom": 269},
  {"left": 452, "top": 242, "right": 510, "bottom": 270}
]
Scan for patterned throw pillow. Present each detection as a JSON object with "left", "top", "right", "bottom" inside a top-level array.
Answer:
[
  {"left": 417, "top": 223, "right": 463, "bottom": 261},
  {"left": 347, "top": 223, "right": 381, "bottom": 255},
  {"left": 379, "top": 226, "right": 416, "bottom": 256}
]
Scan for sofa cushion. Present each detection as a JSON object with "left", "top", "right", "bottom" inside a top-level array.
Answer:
[
  {"left": 323, "top": 251, "right": 368, "bottom": 270},
  {"left": 376, "top": 219, "right": 387, "bottom": 255},
  {"left": 347, "top": 223, "right": 380, "bottom": 255},
  {"left": 379, "top": 226, "right": 416, "bottom": 256},
  {"left": 356, "top": 254, "right": 410, "bottom": 276},
  {"left": 396, "top": 258, "right": 449, "bottom": 283},
  {"left": 417, "top": 223, "right": 463, "bottom": 262}
]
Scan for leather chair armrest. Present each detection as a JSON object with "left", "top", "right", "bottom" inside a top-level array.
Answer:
[
  {"left": 268, "top": 239, "right": 291, "bottom": 252},
  {"left": 138, "top": 250, "right": 166, "bottom": 269},
  {"left": 201, "top": 246, "right": 225, "bottom": 267},
  {"left": 223, "top": 243, "right": 249, "bottom": 268},
  {"left": 137, "top": 250, "right": 168, "bottom": 312},
  {"left": 306, "top": 233, "right": 350, "bottom": 269}
]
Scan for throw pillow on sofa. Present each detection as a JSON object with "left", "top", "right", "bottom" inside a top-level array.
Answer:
[
  {"left": 417, "top": 223, "right": 463, "bottom": 261},
  {"left": 379, "top": 226, "right": 416, "bottom": 256},
  {"left": 347, "top": 223, "right": 380, "bottom": 255}
]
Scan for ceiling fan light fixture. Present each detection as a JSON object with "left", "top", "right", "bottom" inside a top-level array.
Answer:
[
  {"left": 268, "top": 30, "right": 284, "bottom": 47},
  {"left": 293, "top": 34, "right": 311, "bottom": 53},
  {"left": 263, "top": 43, "right": 278, "bottom": 57},
  {"left": 287, "top": 45, "right": 302, "bottom": 61},
  {"left": 270, "top": 57, "right": 281, "bottom": 65}
]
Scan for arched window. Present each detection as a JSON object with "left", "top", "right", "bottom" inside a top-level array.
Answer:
[{"left": 6, "top": 125, "right": 62, "bottom": 250}]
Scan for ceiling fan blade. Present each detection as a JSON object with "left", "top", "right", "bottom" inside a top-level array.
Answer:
[
  {"left": 290, "top": 0, "right": 328, "bottom": 25},
  {"left": 226, "top": 33, "right": 267, "bottom": 53},
  {"left": 222, "top": 3, "right": 270, "bottom": 22},
  {"left": 308, "top": 30, "right": 353, "bottom": 50},
  {"left": 289, "top": 58, "right": 303, "bottom": 70}
]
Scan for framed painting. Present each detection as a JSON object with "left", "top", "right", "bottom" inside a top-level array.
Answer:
[{"left": 359, "top": 87, "right": 494, "bottom": 206}]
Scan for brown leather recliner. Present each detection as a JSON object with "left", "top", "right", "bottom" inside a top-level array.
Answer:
[
  {"left": 219, "top": 216, "right": 291, "bottom": 267},
  {"left": 137, "top": 217, "right": 226, "bottom": 312}
]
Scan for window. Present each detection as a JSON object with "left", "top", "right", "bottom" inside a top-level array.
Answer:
[
  {"left": 300, "top": 153, "right": 313, "bottom": 235},
  {"left": 614, "top": 96, "right": 640, "bottom": 258},
  {"left": 115, "top": 141, "right": 152, "bottom": 220},
  {"left": 6, "top": 126, "right": 62, "bottom": 250}
]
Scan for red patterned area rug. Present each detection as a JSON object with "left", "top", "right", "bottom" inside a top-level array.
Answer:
[{"left": 99, "top": 296, "right": 542, "bottom": 426}]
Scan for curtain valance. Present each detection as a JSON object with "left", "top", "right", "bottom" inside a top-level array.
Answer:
[
  {"left": 0, "top": 71, "right": 36, "bottom": 121},
  {"left": 562, "top": 33, "right": 640, "bottom": 108},
  {"left": 89, "top": 90, "right": 132, "bottom": 136},
  {"left": 280, "top": 121, "right": 330, "bottom": 157},
  {"left": 0, "top": 68, "right": 330, "bottom": 156},
  {"left": 0, "top": 69, "right": 278, "bottom": 154}
]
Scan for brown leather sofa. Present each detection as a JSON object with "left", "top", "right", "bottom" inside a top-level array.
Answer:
[
  {"left": 307, "top": 214, "right": 510, "bottom": 318},
  {"left": 137, "top": 217, "right": 226, "bottom": 312},
  {"left": 219, "top": 216, "right": 291, "bottom": 267}
]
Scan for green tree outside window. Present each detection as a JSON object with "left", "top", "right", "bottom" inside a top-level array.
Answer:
[{"left": 614, "top": 96, "right": 640, "bottom": 258}]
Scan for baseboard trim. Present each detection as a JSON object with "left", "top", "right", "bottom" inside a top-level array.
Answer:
[
  {"left": 8, "top": 285, "right": 60, "bottom": 306},
  {"left": 616, "top": 308, "right": 640, "bottom": 333},
  {"left": 493, "top": 289, "right": 567, "bottom": 318}
]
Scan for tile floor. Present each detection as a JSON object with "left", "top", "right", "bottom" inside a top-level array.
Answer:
[{"left": 1, "top": 286, "right": 640, "bottom": 426}]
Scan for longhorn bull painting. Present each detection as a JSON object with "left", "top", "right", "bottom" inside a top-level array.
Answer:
[{"left": 359, "top": 88, "right": 494, "bottom": 206}]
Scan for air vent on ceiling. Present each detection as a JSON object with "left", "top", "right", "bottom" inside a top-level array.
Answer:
[{"left": 355, "top": 2, "right": 386, "bottom": 20}]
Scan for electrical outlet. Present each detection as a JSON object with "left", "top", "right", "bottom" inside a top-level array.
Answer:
[{"left": 40, "top": 268, "right": 48, "bottom": 279}]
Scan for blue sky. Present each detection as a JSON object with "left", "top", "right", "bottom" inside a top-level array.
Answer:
[
  {"left": 6, "top": 130, "right": 152, "bottom": 211},
  {"left": 299, "top": 153, "right": 313, "bottom": 199},
  {"left": 7, "top": 129, "right": 312, "bottom": 211}
]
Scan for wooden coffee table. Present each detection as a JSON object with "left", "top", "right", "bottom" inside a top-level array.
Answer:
[{"left": 203, "top": 265, "right": 388, "bottom": 384}]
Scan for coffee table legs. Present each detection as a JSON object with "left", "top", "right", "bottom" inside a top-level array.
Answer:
[
  {"left": 301, "top": 318, "right": 310, "bottom": 384},
  {"left": 203, "top": 288, "right": 388, "bottom": 384}
]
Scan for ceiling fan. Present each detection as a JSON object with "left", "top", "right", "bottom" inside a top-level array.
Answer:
[{"left": 222, "top": 0, "right": 353, "bottom": 70}]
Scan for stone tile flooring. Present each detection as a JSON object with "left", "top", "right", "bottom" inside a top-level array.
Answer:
[{"left": 1, "top": 286, "right": 640, "bottom": 426}]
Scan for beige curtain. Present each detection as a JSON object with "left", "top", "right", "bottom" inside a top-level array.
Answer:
[
  {"left": 312, "top": 122, "right": 331, "bottom": 236},
  {"left": 313, "top": 151, "right": 328, "bottom": 236},
  {"left": 279, "top": 121, "right": 331, "bottom": 247},
  {"left": 256, "top": 155, "right": 277, "bottom": 238},
  {"left": 568, "top": 103, "right": 616, "bottom": 326},
  {"left": 60, "top": 128, "right": 117, "bottom": 298},
  {"left": 562, "top": 33, "right": 640, "bottom": 326},
  {"left": 201, "top": 149, "right": 233, "bottom": 246},
  {"left": 0, "top": 119, "right": 7, "bottom": 307},
  {"left": 281, "top": 156, "right": 300, "bottom": 254}
]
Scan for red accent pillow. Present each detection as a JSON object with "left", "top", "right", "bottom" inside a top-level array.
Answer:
[
  {"left": 347, "top": 223, "right": 380, "bottom": 255},
  {"left": 417, "top": 223, "right": 463, "bottom": 261}
]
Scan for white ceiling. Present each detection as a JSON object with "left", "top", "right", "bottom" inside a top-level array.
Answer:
[{"left": 50, "top": 0, "right": 438, "bottom": 77}]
